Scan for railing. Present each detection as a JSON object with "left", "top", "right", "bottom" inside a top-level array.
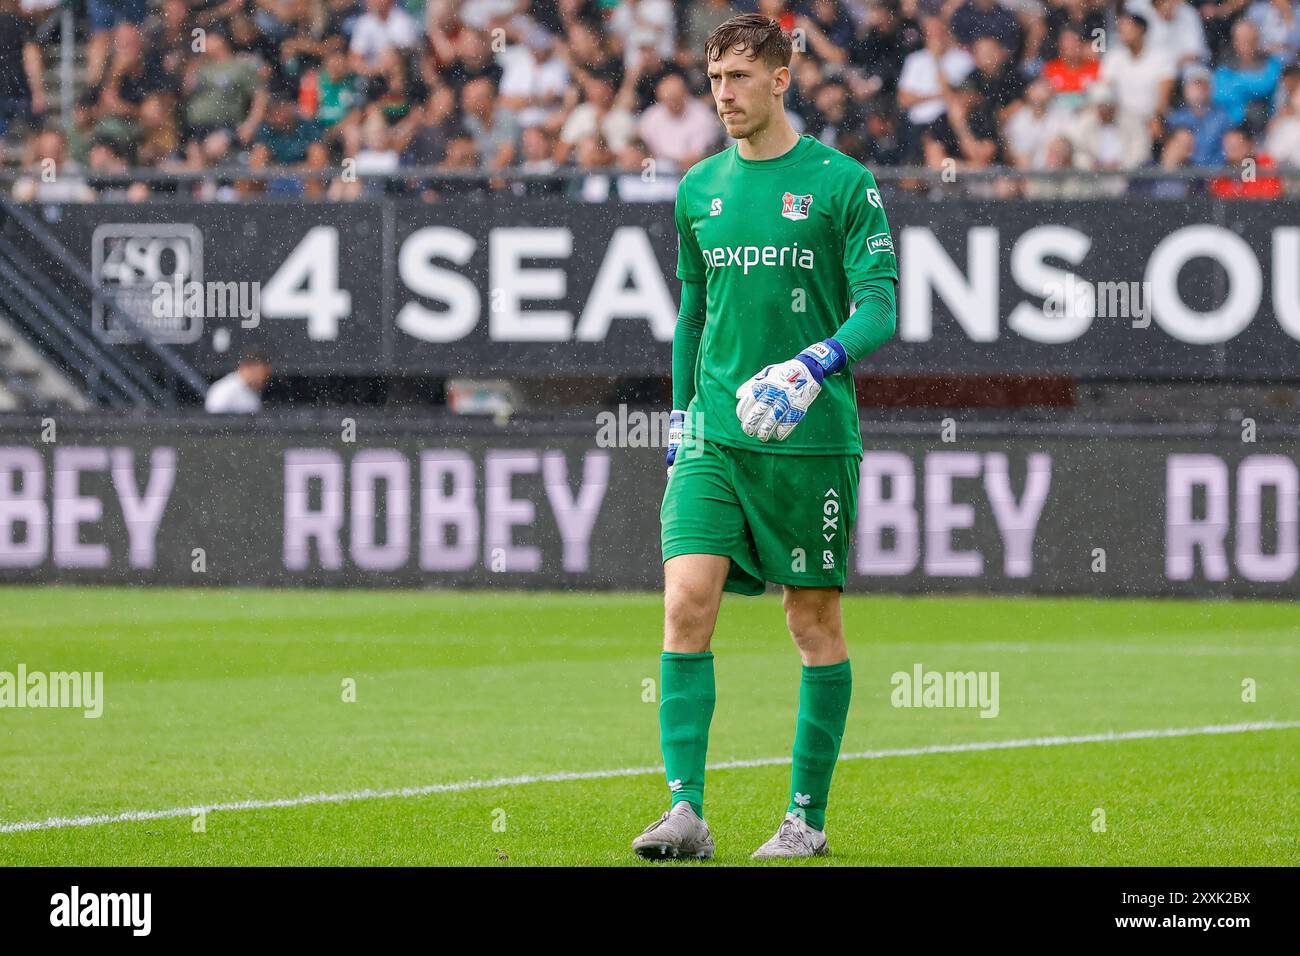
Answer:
[{"left": 0, "top": 163, "right": 1293, "bottom": 194}]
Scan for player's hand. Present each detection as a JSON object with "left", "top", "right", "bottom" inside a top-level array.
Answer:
[
  {"left": 665, "top": 409, "right": 685, "bottom": 477},
  {"left": 734, "top": 340, "right": 847, "bottom": 442}
]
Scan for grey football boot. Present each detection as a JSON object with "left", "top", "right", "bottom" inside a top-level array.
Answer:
[
  {"left": 751, "top": 811, "right": 829, "bottom": 859},
  {"left": 632, "top": 801, "right": 715, "bottom": 860}
]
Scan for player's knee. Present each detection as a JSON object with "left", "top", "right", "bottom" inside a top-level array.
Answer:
[
  {"left": 783, "top": 591, "right": 837, "bottom": 647},
  {"left": 664, "top": 585, "right": 715, "bottom": 649}
]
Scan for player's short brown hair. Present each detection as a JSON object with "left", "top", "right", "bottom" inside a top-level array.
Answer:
[{"left": 704, "top": 14, "right": 793, "bottom": 71}]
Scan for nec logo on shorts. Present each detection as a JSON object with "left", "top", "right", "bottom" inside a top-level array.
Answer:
[
  {"left": 867, "top": 232, "right": 894, "bottom": 255},
  {"left": 781, "top": 192, "right": 813, "bottom": 221}
]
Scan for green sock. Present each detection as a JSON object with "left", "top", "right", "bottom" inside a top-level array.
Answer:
[
  {"left": 788, "top": 659, "right": 852, "bottom": 831},
  {"left": 659, "top": 651, "right": 715, "bottom": 817}
]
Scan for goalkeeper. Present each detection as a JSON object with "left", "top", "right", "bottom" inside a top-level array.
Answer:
[{"left": 632, "top": 14, "right": 898, "bottom": 861}]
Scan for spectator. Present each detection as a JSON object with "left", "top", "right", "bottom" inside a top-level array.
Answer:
[
  {"left": 1201, "top": 0, "right": 1255, "bottom": 59},
  {"left": 12, "top": 127, "right": 95, "bottom": 202},
  {"left": 923, "top": 75, "right": 1004, "bottom": 168},
  {"left": 1143, "top": 125, "right": 1200, "bottom": 197},
  {"left": 498, "top": 29, "right": 570, "bottom": 130},
  {"left": 1264, "top": 82, "right": 1300, "bottom": 164},
  {"left": 307, "top": 51, "right": 360, "bottom": 130},
  {"left": 459, "top": 0, "right": 521, "bottom": 31},
  {"left": 365, "top": 47, "right": 425, "bottom": 124},
  {"left": 1100, "top": 12, "right": 1175, "bottom": 132},
  {"left": 624, "top": 41, "right": 683, "bottom": 114},
  {"left": 1041, "top": 26, "right": 1100, "bottom": 112},
  {"left": 142, "top": 0, "right": 194, "bottom": 98},
  {"left": 343, "top": 104, "right": 400, "bottom": 194},
  {"left": 2, "top": 0, "right": 46, "bottom": 128},
  {"left": 1213, "top": 19, "right": 1284, "bottom": 128},
  {"left": 86, "top": 136, "right": 144, "bottom": 201},
  {"left": 399, "top": 121, "right": 482, "bottom": 202},
  {"left": 255, "top": 96, "right": 321, "bottom": 165},
  {"left": 396, "top": 83, "right": 458, "bottom": 168},
  {"left": 787, "top": 56, "right": 826, "bottom": 129},
  {"left": 968, "top": 35, "right": 1027, "bottom": 122},
  {"left": 1004, "top": 77, "right": 1072, "bottom": 167},
  {"left": 350, "top": 0, "right": 421, "bottom": 77},
  {"left": 277, "top": 0, "right": 347, "bottom": 79},
  {"left": 848, "top": 0, "right": 923, "bottom": 101},
  {"left": 1041, "top": 0, "right": 1108, "bottom": 62},
  {"left": 98, "top": 24, "right": 167, "bottom": 127},
  {"left": 949, "top": 0, "right": 1022, "bottom": 57},
  {"left": 636, "top": 72, "right": 718, "bottom": 171},
  {"left": 793, "top": 0, "right": 854, "bottom": 68},
  {"left": 558, "top": 20, "right": 623, "bottom": 90},
  {"left": 1166, "top": 65, "right": 1232, "bottom": 165},
  {"left": 1247, "top": 0, "right": 1300, "bottom": 59},
  {"left": 557, "top": 69, "right": 637, "bottom": 163},
  {"left": 461, "top": 76, "right": 520, "bottom": 171},
  {"left": 135, "top": 93, "right": 181, "bottom": 167},
  {"left": 183, "top": 30, "right": 267, "bottom": 148},
  {"left": 861, "top": 105, "right": 907, "bottom": 165},
  {"left": 608, "top": 0, "right": 676, "bottom": 67},
  {"left": 205, "top": 350, "right": 273, "bottom": 414},
  {"left": 1067, "top": 82, "right": 1152, "bottom": 173},
  {"left": 1210, "top": 124, "right": 1283, "bottom": 196},
  {"left": 301, "top": 139, "right": 334, "bottom": 201},
  {"left": 1023, "top": 134, "right": 1104, "bottom": 198},
  {"left": 87, "top": 0, "right": 146, "bottom": 87},
  {"left": 1125, "top": 0, "right": 1208, "bottom": 74},
  {"left": 685, "top": 0, "right": 740, "bottom": 54},
  {"left": 615, "top": 137, "right": 678, "bottom": 201},
  {"left": 439, "top": 28, "right": 505, "bottom": 93},
  {"left": 897, "top": 16, "right": 975, "bottom": 157},
  {"left": 1277, "top": 61, "right": 1300, "bottom": 112},
  {"left": 519, "top": 124, "right": 559, "bottom": 175},
  {"left": 805, "top": 80, "right": 864, "bottom": 153},
  {"left": 571, "top": 133, "right": 617, "bottom": 200}
]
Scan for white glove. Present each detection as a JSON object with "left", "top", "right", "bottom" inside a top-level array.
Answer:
[{"left": 734, "top": 340, "right": 845, "bottom": 442}]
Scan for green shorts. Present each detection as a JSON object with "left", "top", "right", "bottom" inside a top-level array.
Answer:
[{"left": 660, "top": 438, "right": 861, "bottom": 595}]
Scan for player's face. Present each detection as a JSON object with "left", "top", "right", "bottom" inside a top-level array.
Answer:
[{"left": 707, "top": 47, "right": 788, "bottom": 140}]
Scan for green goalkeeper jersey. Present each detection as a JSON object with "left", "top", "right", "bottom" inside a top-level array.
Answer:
[{"left": 674, "top": 134, "right": 898, "bottom": 456}]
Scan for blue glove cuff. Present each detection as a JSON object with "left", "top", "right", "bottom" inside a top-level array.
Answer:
[{"left": 795, "top": 339, "right": 847, "bottom": 385}]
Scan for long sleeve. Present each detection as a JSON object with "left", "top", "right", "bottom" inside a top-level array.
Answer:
[
  {"left": 834, "top": 277, "right": 897, "bottom": 364},
  {"left": 672, "top": 278, "right": 706, "bottom": 410}
]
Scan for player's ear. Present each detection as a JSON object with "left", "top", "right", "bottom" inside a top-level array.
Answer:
[{"left": 772, "top": 65, "right": 791, "bottom": 97}]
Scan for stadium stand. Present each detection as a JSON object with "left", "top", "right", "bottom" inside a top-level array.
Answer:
[{"left": 1, "top": 0, "right": 1298, "bottom": 199}]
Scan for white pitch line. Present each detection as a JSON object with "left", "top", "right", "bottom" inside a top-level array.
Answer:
[{"left": 2, "top": 720, "right": 1297, "bottom": 834}]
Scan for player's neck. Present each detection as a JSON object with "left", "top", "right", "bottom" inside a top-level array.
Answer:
[{"left": 737, "top": 115, "right": 800, "bottom": 162}]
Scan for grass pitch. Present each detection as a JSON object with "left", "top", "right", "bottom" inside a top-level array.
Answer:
[{"left": 0, "top": 587, "right": 1296, "bottom": 866}]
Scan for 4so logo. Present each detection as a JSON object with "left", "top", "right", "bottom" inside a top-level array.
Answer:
[{"left": 92, "top": 224, "right": 349, "bottom": 345}]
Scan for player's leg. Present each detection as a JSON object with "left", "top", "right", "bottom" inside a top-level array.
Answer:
[
  {"left": 752, "top": 585, "right": 850, "bottom": 859},
  {"left": 635, "top": 439, "right": 754, "bottom": 860},
  {"left": 660, "top": 552, "right": 729, "bottom": 798},
  {"left": 733, "top": 450, "right": 858, "bottom": 858},
  {"left": 632, "top": 554, "right": 729, "bottom": 860}
]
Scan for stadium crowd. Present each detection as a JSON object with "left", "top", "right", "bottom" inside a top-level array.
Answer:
[{"left": 2, "top": 0, "right": 1299, "bottom": 200}]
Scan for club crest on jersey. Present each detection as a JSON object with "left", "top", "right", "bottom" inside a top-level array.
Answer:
[{"left": 781, "top": 191, "right": 813, "bottom": 221}]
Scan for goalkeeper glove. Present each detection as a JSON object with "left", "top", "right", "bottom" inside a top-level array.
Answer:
[
  {"left": 735, "top": 339, "right": 847, "bottom": 442},
  {"left": 665, "top": 409, "right": 685, "bottom": 477}
]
